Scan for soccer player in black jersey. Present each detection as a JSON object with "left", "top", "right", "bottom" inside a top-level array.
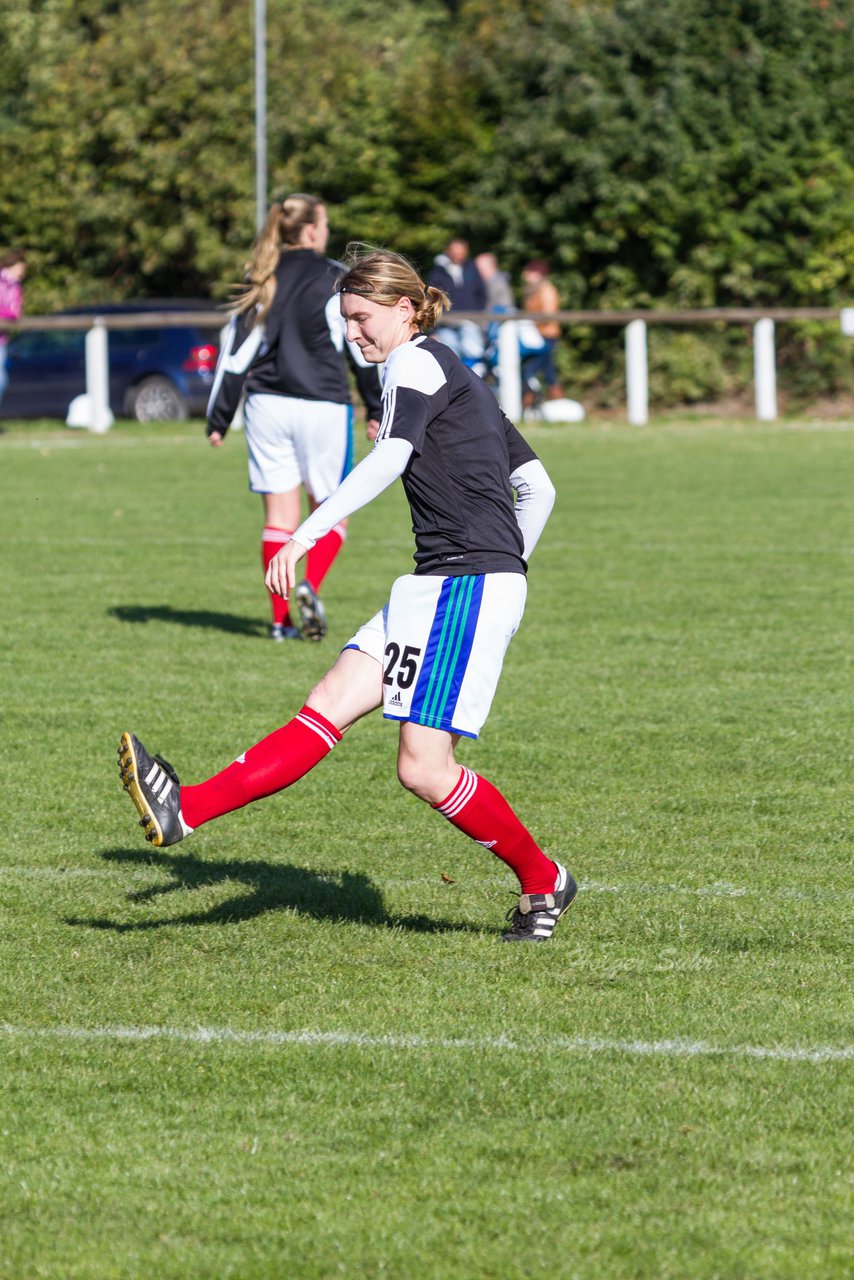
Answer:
[
  {"left": 206, "top": 195, "right": 382, "bottom": 641},
  {"left": 119, "top": 249, "right": 577, "bottom": 942}
]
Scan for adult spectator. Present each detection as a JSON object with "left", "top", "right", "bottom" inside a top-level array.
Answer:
[
  {"left": 427, "top": 237, "right": 487, "bottom": 371},
  {"left": 473, "top": 252, "right": 516, "bottom": 381},
  {"left": 206, "top": 195, "right": 382, "bottom": 642},
  {"left": 520, "top": 258, "right": 563, "bottom": 405},
  {"left": 0, "top": 250, "right": 27, "bottom": 411},
  {"left": 475, "top": 252, "right": 515, "bottom": 313}
]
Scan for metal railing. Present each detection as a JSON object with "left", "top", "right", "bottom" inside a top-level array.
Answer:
[
  {"left": 2, "top": 306, "right": 852, "bottom": 429},
  {"left": 0, "top": 311, "right": 226, "bottom": 432},
  {"left": 452, "top": 306, "right": 853, "bottom": 424}
]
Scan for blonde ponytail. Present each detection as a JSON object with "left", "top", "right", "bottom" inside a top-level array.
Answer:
[
  {"left": 418, "top": 285, "right": 450, "bottom": 332},
  {"left": 232, "top": 194, "right": 325, "bottom": 319}
]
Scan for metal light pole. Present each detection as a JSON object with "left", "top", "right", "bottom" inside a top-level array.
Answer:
[{"left": 254, "top": 0, "right": 267, "bottom": 233}]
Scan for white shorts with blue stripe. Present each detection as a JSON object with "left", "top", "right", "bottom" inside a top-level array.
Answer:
[
  {"left": 244, "top": 393, "right": 353, "bottom": 499},
  {"left": 345, "top": 572, "right": 527, "bottom": 739}
]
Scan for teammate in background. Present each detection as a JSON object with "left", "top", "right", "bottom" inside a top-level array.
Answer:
[
  {"left": 206, "top": 195, "right": 382, "bottom": 641},
  {"left": 118, "top": 248, "right": 576, "bottom": 943}
]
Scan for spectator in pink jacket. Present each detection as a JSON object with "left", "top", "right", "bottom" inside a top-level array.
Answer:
[{"left": 0, "top": 250, "right": 27, "bottom": 410}]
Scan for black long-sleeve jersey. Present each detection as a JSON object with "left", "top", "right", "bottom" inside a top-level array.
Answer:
[
  {"left": 376, "top": 335, "right": 537, "bottom": 575},
  {"left": 206, "top": 249, "right": 383, "bottom": 438}
]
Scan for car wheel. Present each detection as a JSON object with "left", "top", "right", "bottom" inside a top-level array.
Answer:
[{"left": 126, "top": 376, "right": 188, "bottom": 422}]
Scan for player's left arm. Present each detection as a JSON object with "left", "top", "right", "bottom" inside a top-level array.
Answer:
[
  {"left": 510, "top": 459, "right": 555, "bottom": 562},
  {"left": 503, "top": 414, "right": 556, "bottom": 561}
]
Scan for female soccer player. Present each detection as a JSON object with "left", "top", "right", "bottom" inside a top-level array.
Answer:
[
  {"left": 119, "top": 248, "right": 576, "bottom": 942},
  {"left": 207, "top": 194, "right": 382, "bottom": 640}
]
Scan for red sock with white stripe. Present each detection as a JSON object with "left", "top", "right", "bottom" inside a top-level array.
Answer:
[
  {"left": 306, "top": 523, "right": 346, "bottom": 592},
  {"left": 179, "top": 706, "right": 341, "bottom": 830},
  {"left": 262, "top": 526, "right": 294, "bottom": 625},
  {"left": 433, "top": 768, "right": 557, "bottom": 894}
]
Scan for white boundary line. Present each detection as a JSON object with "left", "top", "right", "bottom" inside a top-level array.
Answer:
[
  {"left": 0, "top": 435, "right": 201, "bottom": 451},
  {"left": 3, "top": 421, "right": 852, "bottom": 451},
  {"left": 0, "top": 1022, "right": 850, "bottom": 1064}
]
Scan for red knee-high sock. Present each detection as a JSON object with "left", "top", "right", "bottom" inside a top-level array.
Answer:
[
  {"left": 306, "top": 523, "right": 346, "bottom": 592},
  {"left": 262, "top": 526, "right": 294, "bottom": 625},
  {"left": 433, "top": 768, "right": 557, "bottom": 894},
  {"left": 180, "top": 706, "right": 341, "bottom": 830}
]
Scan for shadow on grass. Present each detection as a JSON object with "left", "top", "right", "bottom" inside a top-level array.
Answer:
[
  {"left": 109, "top": 604, "right": 266, "bottom": 638},
  {"left": 66, "top": 847, "right": 482, "bottom": 936}
]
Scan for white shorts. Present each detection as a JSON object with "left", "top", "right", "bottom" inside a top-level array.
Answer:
[
  {"left": 244, "top": 394, "right": 353, "bottom": 499},
  {"left": 345, "top": 572, "right": 527, "bottom": 739}
]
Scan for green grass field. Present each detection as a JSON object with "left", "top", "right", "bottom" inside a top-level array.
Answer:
[{"left": 0, "top": 415, "right": 851, "bottom": 1279}]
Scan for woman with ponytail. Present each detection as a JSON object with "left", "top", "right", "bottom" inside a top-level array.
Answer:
[
  {"left": 206, "top": 196, "right": 382, "bottom": 641},
  {"left": 119, "top": 247, "right": 575, "bottom": 944}
]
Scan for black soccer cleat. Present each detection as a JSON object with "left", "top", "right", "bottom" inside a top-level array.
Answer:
[
  {"left": 117, "top": 731, "right": 189, "bottom": 847},
  {"left": 295, "top": 580, "right": 328, "bottom": 642},
  {"left": 501, "top": 861, "right": 577, "bottom": 942}
]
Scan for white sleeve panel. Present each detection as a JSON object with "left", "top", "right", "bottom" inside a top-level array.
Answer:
[
  {"left": 292, "top": 437, "right": 414, "bottom": 550},
  {"left": 510, "top": 458, "right": 556, "bottom": 561},
  {"left": 205, "top": 314, "right": 266, "bottom": 417},
  {"left": 383, "top": 341, "right": 447, "bottom": 396},
  {"left": 375, "top": 344, "right": 448, "bottom": 445},
  {"left": 222, "top": 316, "right": 265, "bottom": 373},
  {"left": 324, "top": 293, "right": 345, "bottom": 354}
]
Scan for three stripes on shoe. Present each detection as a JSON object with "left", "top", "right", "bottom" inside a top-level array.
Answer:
[{"left": 145, "top": 760, "right": 174, "bottom": 803}]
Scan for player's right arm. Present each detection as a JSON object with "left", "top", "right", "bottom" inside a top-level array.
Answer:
[
  {"left": 265, "top": 437, "right": 414, "bottom": 598},
  {"left": 205, "top": 309, "right": 265, "bottom": 441}
]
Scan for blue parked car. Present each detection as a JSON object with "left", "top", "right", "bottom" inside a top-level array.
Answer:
[{"left": 0, "top": 300, "right": 221, "bottom": 421}]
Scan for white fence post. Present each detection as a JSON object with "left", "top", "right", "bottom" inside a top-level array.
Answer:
[
  {"left": 85, "top": 320, "right": 111, "bottom": 433},
  {"left": 625, "top": 319, "right": 648, "bottom": 425},
  {"left": 496, "top": 319, "right": 522, "bottom": 422},
  {"left": 754, "top": 318, "right": 777, "bottom": 421}
]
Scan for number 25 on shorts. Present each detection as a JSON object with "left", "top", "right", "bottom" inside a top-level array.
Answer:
[{"left": 383, "top": 643, "right": 422, "bottom": 689}]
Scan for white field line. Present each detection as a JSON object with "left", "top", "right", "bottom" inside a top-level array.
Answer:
[
  {"left": 0, "top": 865, "right": 848, "bottom": 904},
  {"left": 3, "top": 421, "right": 852, "bottom": 450},
  {"left": 3, "top": 535, "right": 223, "bottom": 546},
  {"left": 0, "top": 435, "right": 201, "bottom": 450},
  {"left": 0, "top": 1021, "right": 850, "bottom": 1064}
]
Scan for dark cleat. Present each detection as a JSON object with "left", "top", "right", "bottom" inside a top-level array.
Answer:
[
  {"left": 295, "top": 580, "right": 328, "bottom": 642},
  {"left": 501, "top": 861, "right": 577, "bottom": 942},
  {"left": 270, "top": 622, "right": 303, "bottom": 642},
  {"left": 117, "top": 731, "right": 190, "bottom": 848}
]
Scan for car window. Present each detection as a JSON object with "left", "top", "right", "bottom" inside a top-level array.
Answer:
[
  {"left": 109, "top": 328, "right": 164, "bottom": 349},
  {"left": 10, "top": 330, "right": 85, "bottom": 359}
]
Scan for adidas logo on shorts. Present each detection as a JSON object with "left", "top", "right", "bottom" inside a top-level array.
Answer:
[{"left": 388, "top": 691, "right": 403, "bottom": 707}]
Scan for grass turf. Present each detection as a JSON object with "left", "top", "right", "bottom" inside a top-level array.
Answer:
[{"left": 0, "top": 415, "right": 851, "bottom": 1279}]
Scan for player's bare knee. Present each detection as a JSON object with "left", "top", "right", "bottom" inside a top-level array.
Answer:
[
  {"left": 305, "top": 672, "right": 345, "bottom": 727},
  {"left": 396, "top": 758, "right": 431, "bottom": 803},
  {"left": 305, "top": 649, "right": 382, "bottom": 733},
  {"left": 396, "top": 753, "right": 445, "bottom": 805}
]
